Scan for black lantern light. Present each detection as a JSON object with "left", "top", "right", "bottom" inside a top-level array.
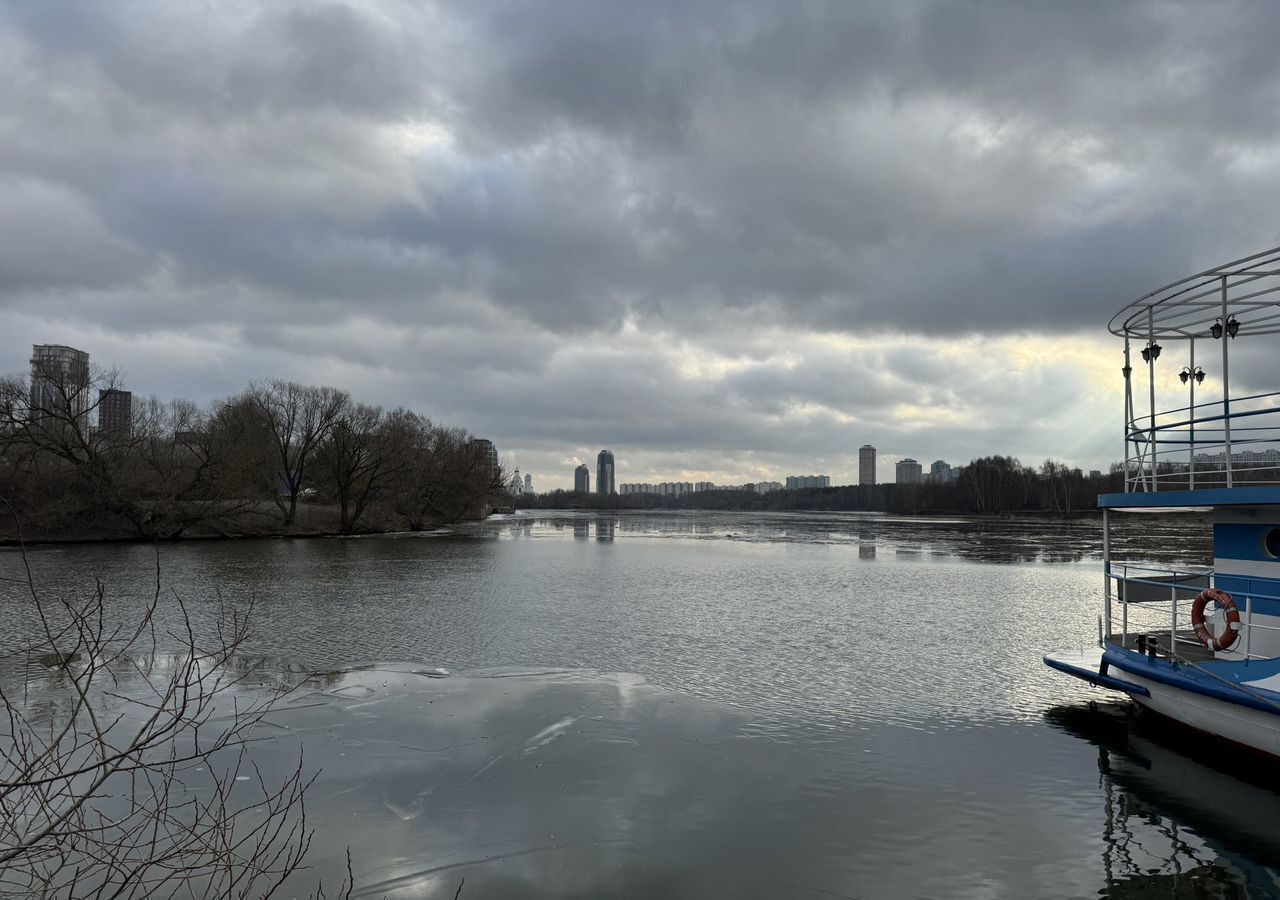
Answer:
[
  {"left": 1227, "top": 316, "right": 1240, "bottom": 338},
  {"left": 1211, "top": 318, "right": 1224, "bottom": 339}
]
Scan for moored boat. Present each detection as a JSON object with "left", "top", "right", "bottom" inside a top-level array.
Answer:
[{"left": 1045, "top": 246, "right": 1280, "bottom": 757}]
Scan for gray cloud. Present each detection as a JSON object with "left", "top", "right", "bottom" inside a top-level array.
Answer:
[{"left": 2, "top": 1, "right": 1278, "bottom": 486}]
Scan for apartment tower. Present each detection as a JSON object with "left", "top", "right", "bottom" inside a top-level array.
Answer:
[
  {"left": 596, "top": 449, "right": 616, "bottom": 495},
  {"left": 30, "top": 344, "right": 91, "bottom": 427},
  {"left": 859, "top": 445, "right": 877, "bottom": 486}
]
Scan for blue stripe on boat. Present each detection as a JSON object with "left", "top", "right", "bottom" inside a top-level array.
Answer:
[
  {"left": 1214, "top": 523, "right": 1280, "bottom": 561},
  {"left": 1043, "top": 654, "right": 1150, "bottom": 696},
  {"left": 1099, "top": 487, "right": 1280, "bottom": 508},
  {"left": 1103, "top": 647, "right": 1280, "bottom": 716}
]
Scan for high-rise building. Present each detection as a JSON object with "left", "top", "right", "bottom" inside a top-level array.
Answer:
[
  {"left": 896, "top": 458, "right": 923, "bottom": 484},
  {"left": 928, "top": 460, "right": 955, "bottom": 483},
  {"left": 469, "top": 438, "right": 499, "bottom": 483},
  {"left": 30, "top": 344, "right": 91, "bottom": 427},
  {"left": 597, "top": 450, "right": 616, "bottom": 495},
  {"left": 98, "top": 388, "right": 132, "bottom": 438},
  {"left": 574, "top": 463, "right": 590, "bottom": 493},
  {"left": 859, "top": 445, "right": 877, "bottom": 486},
  {"left": 524, "top": 473, "right": 533, "bottom": 494}
]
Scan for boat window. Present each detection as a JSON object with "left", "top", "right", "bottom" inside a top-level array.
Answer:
[{"left": 1266, "top": 528, "right": 1280, "bottom": 559}]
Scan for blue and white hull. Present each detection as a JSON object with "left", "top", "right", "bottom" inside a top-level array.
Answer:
[{"left": 1048, "top": 646, "right": 1280, "bottom": 756}]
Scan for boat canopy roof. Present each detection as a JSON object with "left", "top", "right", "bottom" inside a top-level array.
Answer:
[
  {"left": 1100, "top": 486, "right": 1280, "bottom": 510},
  {"left": 1110, "top": 245, "right": 1280, "bottom": 340}
]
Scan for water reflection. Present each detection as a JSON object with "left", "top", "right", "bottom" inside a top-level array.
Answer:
[
  {"left": 1045, "top": 704, "right": 1280, "bottom": 897},
  {"left": 478, "top": 510, "right": 1210, "bottom": 567},
  {"left": 595, "top": 518, "right": 616, "bottom": 542},
  {"left": 9, "top": 654, "right": 1280, "bottom": 898}
]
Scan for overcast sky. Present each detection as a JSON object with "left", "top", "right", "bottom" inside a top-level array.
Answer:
[{"left": 3, "top": 1, "right": 1279, "bottom": 488}]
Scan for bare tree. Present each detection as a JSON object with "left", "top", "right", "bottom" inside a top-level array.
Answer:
[
  {"left": 116, "top": 398, "right": 260, "bottom": 538},
  {"left": 392, "top": 426, "right": 506, "bottom": 529},
  {"left": 244, "top": 382, "right": 349, "bottom": 527},
  {"left": 0, "top": 368, "right": 136, "bottom": 537},
  {"left": 0, "top": 534, "right": 350, "bottom": 898},
  {"left": 316, "top": 406, "right": 421, "bottom": 534}
]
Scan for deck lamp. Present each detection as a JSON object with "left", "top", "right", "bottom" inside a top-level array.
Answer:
[
  {"left": 1211, "top": 319, "right": 1224, "bottom": 339},
  {"left": 1121, "top": 364, "right": 1132, "bottom": 378},
  {"left": 1227, "top": 316, "right": 1241, "bottom": 338},
  {"left": 1141, "top": 341, "right": 1161, "bottom": 362},
  {"left": 1179, "top": 366, "right": 1206, "bottom": 385}
]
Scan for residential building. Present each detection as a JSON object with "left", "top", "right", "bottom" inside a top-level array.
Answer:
[
  {"left": 896, "top": 458, "right": 923, "bottom": 484},
  {"left": 30, "top": 344, "right": 91, "bottom": 427},
  {"left": 469, "top": 438, "right": 499, "bottom": 482},
  {"left": 574, "top": 463, "right": 590, "bottom": 493},
  {"left": 597, "top": 449, "right": 616, "bottom": 495},
  {"left": 755, "top": 481, "right": 783, "bottom": 493},
  {"left": 619, "top": 482, "right": 693, "bottom": 496},
  {"left": 859, "top": 445, "right": 877, "bottom": 486},
  {"left": 98, "top": 388, "right": 132, "bottom": 438},
  {"left": 785, "top": 475, "right": 831, "bottom": 490},
  {"left": 927, "top": 460, "right": 955, "bottom": 483}
]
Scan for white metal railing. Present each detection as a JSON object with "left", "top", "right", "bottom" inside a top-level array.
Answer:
[
  {"left": 1125, "top": 390, "right": 1280, "bottom": 492},
  {"left": 1105, "top": 563, "right": 1280, "bottom": 661}
]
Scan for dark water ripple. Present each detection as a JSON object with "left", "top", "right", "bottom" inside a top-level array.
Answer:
[{"left": 2, "top": 510, "right": 1275, "bottom": 898}]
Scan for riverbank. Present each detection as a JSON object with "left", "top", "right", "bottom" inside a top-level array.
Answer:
[{"left": 0, "top": 500, "right": 487, "bottom": 546}]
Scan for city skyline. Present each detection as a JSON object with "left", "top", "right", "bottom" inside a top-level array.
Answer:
[
  {"left": 560, "top": 447, "right": 964, "bottom": 495},
  {"left": 3, "top": 4, "right": 1275, "bottom": 490},
  {"left": 8, "top": 341, "right": 1057, "bottom": 492}
]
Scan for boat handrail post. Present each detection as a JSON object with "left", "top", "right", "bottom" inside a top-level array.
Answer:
[
  {"left": 1148, "top": 308, "right": 1158, "bottom": 491},
  {"left": 1170, "top": 574, "right": 1178, "bottom": 655},
  {"left": 1188, "top": 336, "right": 1196, "bottom": 489},
  {"left": 1121, "top": 563, "right": 1128, "bottom": 648},
  {"left": 1102, "top": 509, "right": 1112, "bottom": 641},
  {"left": 1245, "top": 593, "right": 1253, "bottom": 659},
  {"left": 1123, "top": 337, "right": 1133, "bottom": 492},
  {"left": 1221, "top": 275, "right": 1233, "bottom": 488}
]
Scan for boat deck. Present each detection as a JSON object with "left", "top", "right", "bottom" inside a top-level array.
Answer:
[{"left": 1108, "top": 631, "right": 1217, "bottom": 664}]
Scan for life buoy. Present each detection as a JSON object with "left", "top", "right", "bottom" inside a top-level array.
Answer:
[{"left": 1191, "top": 588, "right": 1241, "bottom": 652}]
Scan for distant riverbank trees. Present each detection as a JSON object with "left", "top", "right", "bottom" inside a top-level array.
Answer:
[
  {"left": 521, "top": 457, "right": 1126, "bottom": 516},
  {"left": 0, "top": 369, "right": 505, "bottom": 541}
]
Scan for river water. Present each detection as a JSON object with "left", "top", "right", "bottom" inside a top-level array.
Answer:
[{"left": 4, "top": 510, "right": 1278, "bottom": 898}]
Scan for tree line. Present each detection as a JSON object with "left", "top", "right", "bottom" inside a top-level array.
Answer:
[
  {"left": 523, "top": 456, "right": 1127, "bottom": 516},
  {"left": 0, "top": 367, "right": 505, "bottom": 540}
]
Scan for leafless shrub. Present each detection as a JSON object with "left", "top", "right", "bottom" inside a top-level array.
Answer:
[{"left": 0, "top": 532, "right": 349, "bottom": 899}]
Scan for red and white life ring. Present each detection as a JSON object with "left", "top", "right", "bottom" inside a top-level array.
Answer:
[{"left": 1191, "top": 588, "right": 1241, "bottom": 652}]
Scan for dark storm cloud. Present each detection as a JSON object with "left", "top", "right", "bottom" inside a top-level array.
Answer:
[
  {"left": 3, "top": 0, "right": 1275, "bottom": 333},
  {"left": 2, "top": 0, "right": 1278, "bottom": 483}
]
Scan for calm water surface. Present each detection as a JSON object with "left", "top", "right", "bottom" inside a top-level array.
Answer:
[{"left": 5, "top": 510, "right": 1276, "bottom": 898}]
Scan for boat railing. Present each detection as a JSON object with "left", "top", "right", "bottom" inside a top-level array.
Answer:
[
  {"left": 1125, "top": 389, "right": 1280, "bottom": 492},
  {"left": 1105, "top": 562, "right": 1280, "bottom": 661}
]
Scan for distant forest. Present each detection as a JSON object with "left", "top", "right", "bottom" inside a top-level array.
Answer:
[
  {"left": 0, "top": 368, "right": 505, "bottom": 541},
  {"left": 521, "top": 457, "right": 1127, "bottom": 516}
]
